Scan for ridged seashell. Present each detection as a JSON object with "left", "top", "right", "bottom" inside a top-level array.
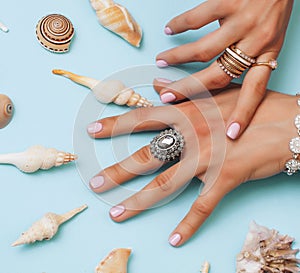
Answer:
[
  {"left": 236, "top": 221, "right": 300, "bottom": 273},
  {"left": 0, "top": 94, "right": 14, "bottom": 129},
  {"left": 36, "top": 14, "right": 74, "bottom": 53},
  {"left": 52, "top": 69, "right": 153, "bottom": 107},
  {"left": 12, "top": 204, "right": 88, "bottom": 246},
  {"left": 95, "top": 248, "right": 131, "bottom": 273},
  {"left": 0, "top": 145, "right": 77, "bottom": 173},
  {"left": 90, "top": 0, "right": 142, "bottom": 47}
]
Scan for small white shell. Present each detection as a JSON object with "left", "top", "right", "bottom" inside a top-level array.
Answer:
[
  {"left": 0, "top": 145, "right": 77, "bottom": 173},
  {"left": 95, "top": 248, "right": 131, "bottom": 273},
  {"left": 12, "top": 205, "right": 88, "bottom": 246}
]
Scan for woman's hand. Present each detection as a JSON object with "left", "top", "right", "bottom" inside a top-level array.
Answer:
[
  {"left": 87, "top": 88, "right": 298, "bottom": 246},
  {"left": 155, "top": 0, "right": 294, "bottom": 140}
]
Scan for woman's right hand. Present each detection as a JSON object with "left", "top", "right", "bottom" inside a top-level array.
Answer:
[{"left": 88, "top": 87, "right": 299, "bottom": 246}]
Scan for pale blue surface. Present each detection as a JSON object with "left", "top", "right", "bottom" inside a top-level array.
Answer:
[{"left": 0, "top": 1, "right": 300, "bottom": 273}]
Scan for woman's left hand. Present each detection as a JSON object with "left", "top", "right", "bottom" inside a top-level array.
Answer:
[{"left": 87, "top": 87, "right": 297, "bottom": 246}]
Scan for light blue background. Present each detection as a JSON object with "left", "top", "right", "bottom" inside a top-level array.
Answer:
[{"left": 0, "top": 1, "right": 300, "bottom": 273}]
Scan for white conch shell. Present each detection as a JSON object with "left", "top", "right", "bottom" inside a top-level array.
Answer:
[
  {"left": 236, "top": 221, "right": 300, "bottom": 273},
  {"left": 52, "top": 69, "right": 153, "bottom": 107},
  {"left": 0, "top": 145, "right": 77, "bottom": 173},
  {"left": 12, "top": 204, "right": 88, "bottom": 246},
  {"left": 90, "top": 0, "right": 142, "bottom": 47},
  {"left": 95, "top": 248, "right": 131, "bottom": 273}
]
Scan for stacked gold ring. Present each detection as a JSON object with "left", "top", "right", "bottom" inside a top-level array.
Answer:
[{"left": 217, "top": 45, "right": 256, "bottom": 78}]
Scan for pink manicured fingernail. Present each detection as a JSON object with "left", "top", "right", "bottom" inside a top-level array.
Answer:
[
  {"left": 110, "top": 205, "right": 125, "bottom": 218},
  {"left": 90, "top": 176, "right": 105, "bottom": 189},
  {"left": 156, "top": 60, "right": 169, "bottom": 68},
  {"left": 164, "top": 26, "right": 173, "bottom": 35},
  {"left": 226, "top": 122, "right": 241, "bottom": 140},
  {"left": 87, "top": 122, "right": 102, "bottom": 134},
  {"left": 169, "top": 233, "right": 181, "bottom": 246},
  {"left": 161, "top": 92, "right": 176, "bottom": 103},
  {"left": 155, "top": 77, "right": 172, "bottom": 84}
]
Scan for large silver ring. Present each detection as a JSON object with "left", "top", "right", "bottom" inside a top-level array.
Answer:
[{"left": 150, "top": 129, "right": 184, "bottom": 161}]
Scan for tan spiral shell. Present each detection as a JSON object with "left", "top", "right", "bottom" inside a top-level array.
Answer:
[
  {"left": 36, "top": 14, "right": 74, "bottom": 53},
  {"left": 0, "top": 94, "right": 14, "bottom": 129}
]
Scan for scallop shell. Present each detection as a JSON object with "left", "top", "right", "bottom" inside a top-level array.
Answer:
[
  {"left": 36, "top": 14, "right": 74, "bottom": 53},
  {"left": 236, "top": 221, "right": 300, "bottom": 273},
  {"left": 0, "top": 145, "right": 77, "bottom": 173},
  {"left": 90, "top": 0, "right": 142, "bottom": 47},
  {"left": 52, "top": 69, "right": 153, "bottom": 107},
  {"left": 12, "top": 204, "right": 88, "bottom": 246},
  {"left": 95, "top": 248, "right": 131, "bottom": 273},
  {"left": 0, "top": 94, "right": 14, "bottom": 129}
]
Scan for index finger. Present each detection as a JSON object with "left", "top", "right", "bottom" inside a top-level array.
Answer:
[{"left": 165, "top": 1, "right": 229, "bottom": 35}]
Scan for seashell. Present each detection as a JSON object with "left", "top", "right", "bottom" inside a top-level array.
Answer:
[
  {"left": 36, "top": 14, "right": 74, "bottom": 53},
  {"left": 0, "top": 145, "right": 77, "bottom": 173},
  {"left": 12, "top": 204, "right": 88, "bottom": 246},
  {"left": 201, "top": 261, "right": 210, "bottom": 273},
  {"left": 236, "top": 221, "right": 300, "bottom": 273},
  {"left": 52, "top": 69, "right": 153, "bottom": 107},
  {"left": 95, "top": 248, "right": 131, "bottom": 273},
  {"left": 90, "top": 0, "right": 142, "bottom": 47},
  {"left": 0, "top": 94, "right": 14, "bottom": 129},
  {"left": 0, "top": 20, "right": 9, "bottom": 32}
]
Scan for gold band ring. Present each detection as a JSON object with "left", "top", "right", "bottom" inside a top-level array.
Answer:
[{"left": 252, "top": 59, "right": 278, "bottom": 70}]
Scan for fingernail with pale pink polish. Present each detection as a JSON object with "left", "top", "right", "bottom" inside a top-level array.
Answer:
[
  {"left": 155, "top": 77, "right": 172, "bottom": 84},
  {"left": 226, "top": 122, "right": 241, "bottom": 140},
  {"left": 87, "top": 122, "right": 103, "bottom": 134},
  {"left": 110, "top": 205, "right": 125, "bottom": 218},
  {"left": 169, "top": 233, "right": 181, "bottom": 246},
  {"left": 164, "top": 26, "right": 173, "bottom": 35},
  {"left": 90, "top": 176, "right": 105, "bottom": 189},
  {"left": 161, "top": 92, "right": 176, "bottom": 103},
  {"left": 156, "top": 60, "right": 169, "bottom": 68}
]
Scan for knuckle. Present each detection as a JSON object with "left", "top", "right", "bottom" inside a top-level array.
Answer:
[
  {"left": 210, "top": 68, "right": 231, "bottom": 89},
  {"left": 191, "top": 199, "right": 213, "bottom": 218},
  {"left": 131, "top": 107, "right": 151, "bottom": 124},
  {"left": 153, "top": 172, "right": 173, "bottom": 192},
  {"left": 193, "top": 47, "right": 214, "bottom": 62},
  {"left": 133, "top": 146, "right": 153, "bottom": 164}
]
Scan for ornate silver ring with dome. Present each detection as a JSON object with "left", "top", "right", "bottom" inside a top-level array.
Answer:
[{"left": 150, "top": 129, "right": 184, "bottom": 162}]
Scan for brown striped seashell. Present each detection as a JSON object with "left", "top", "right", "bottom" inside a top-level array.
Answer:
[
  {"left": 0, "top": 94, "right": 14, "bottom": 129},
  {"left": 90, "top": 0, "right": 142, "bottom": 47},
  {"left": 36, "top": 14, "right": 75, "bottom": 53}
]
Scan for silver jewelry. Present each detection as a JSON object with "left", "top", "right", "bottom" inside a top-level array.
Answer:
[
  {"left": 285, "top": 94, "right": 300, "bottom": 175},
  {"left": 150, "top": 129, "right": 184, "bottom": 161}
]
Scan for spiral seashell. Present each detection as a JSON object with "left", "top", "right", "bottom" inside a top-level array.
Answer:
[
  {"left": 95, "top": 248, "right": 131, "bottom": 273},
  {"left": 52, "top": 69, "right": 153, "bottom": 107},
  {"left": 0, "top": 94, "right": 14, "bottom": 129},
  {"left": 36, "top": 14, "right": 74, "bottom": 53},
  {"left": 12, "top": 204, "right": 88, "bottom": 246},
  {"left": 236, "top": 221, "right": 300, "bottom": 273},
  {"left": 0, "top": 145, "right": 77, "bottom": 173},
  {"left": 90, "top": 0, "right": 142, "bottom": 47}
]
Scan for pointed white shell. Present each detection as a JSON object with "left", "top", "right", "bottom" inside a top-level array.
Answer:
[
  {"left": 95, "top": 248, "right": 131, "bottom": 273},
  {"left": 0, "top": 145, "right": 77, "bottom": 173},
  {"left": 12, "top": 205, "right": 88, "bottom": 246}
]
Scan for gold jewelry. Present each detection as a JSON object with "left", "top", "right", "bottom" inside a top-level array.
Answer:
[
  {"left": 285, "top": 93, "right": 300, "bottom": 175},
  {"left": 252, "top": 59, "right": 278, "bottom": 70},
  {"left": 217, "top": 44, "right": 256, "bottom": 79}
]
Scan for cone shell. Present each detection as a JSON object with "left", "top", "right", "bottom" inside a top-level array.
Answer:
[
  {"left": 95, "top": 248, "right": 131, "bottom": 273},
  {"left": 36, "top": 14, "right": 74, "bottom": 53},
  {"left": 90, "top": 0, "right": 142, "bottom": 47},
  {"left": 0, "top": 94, "right": 13, "bottom": 129}
]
